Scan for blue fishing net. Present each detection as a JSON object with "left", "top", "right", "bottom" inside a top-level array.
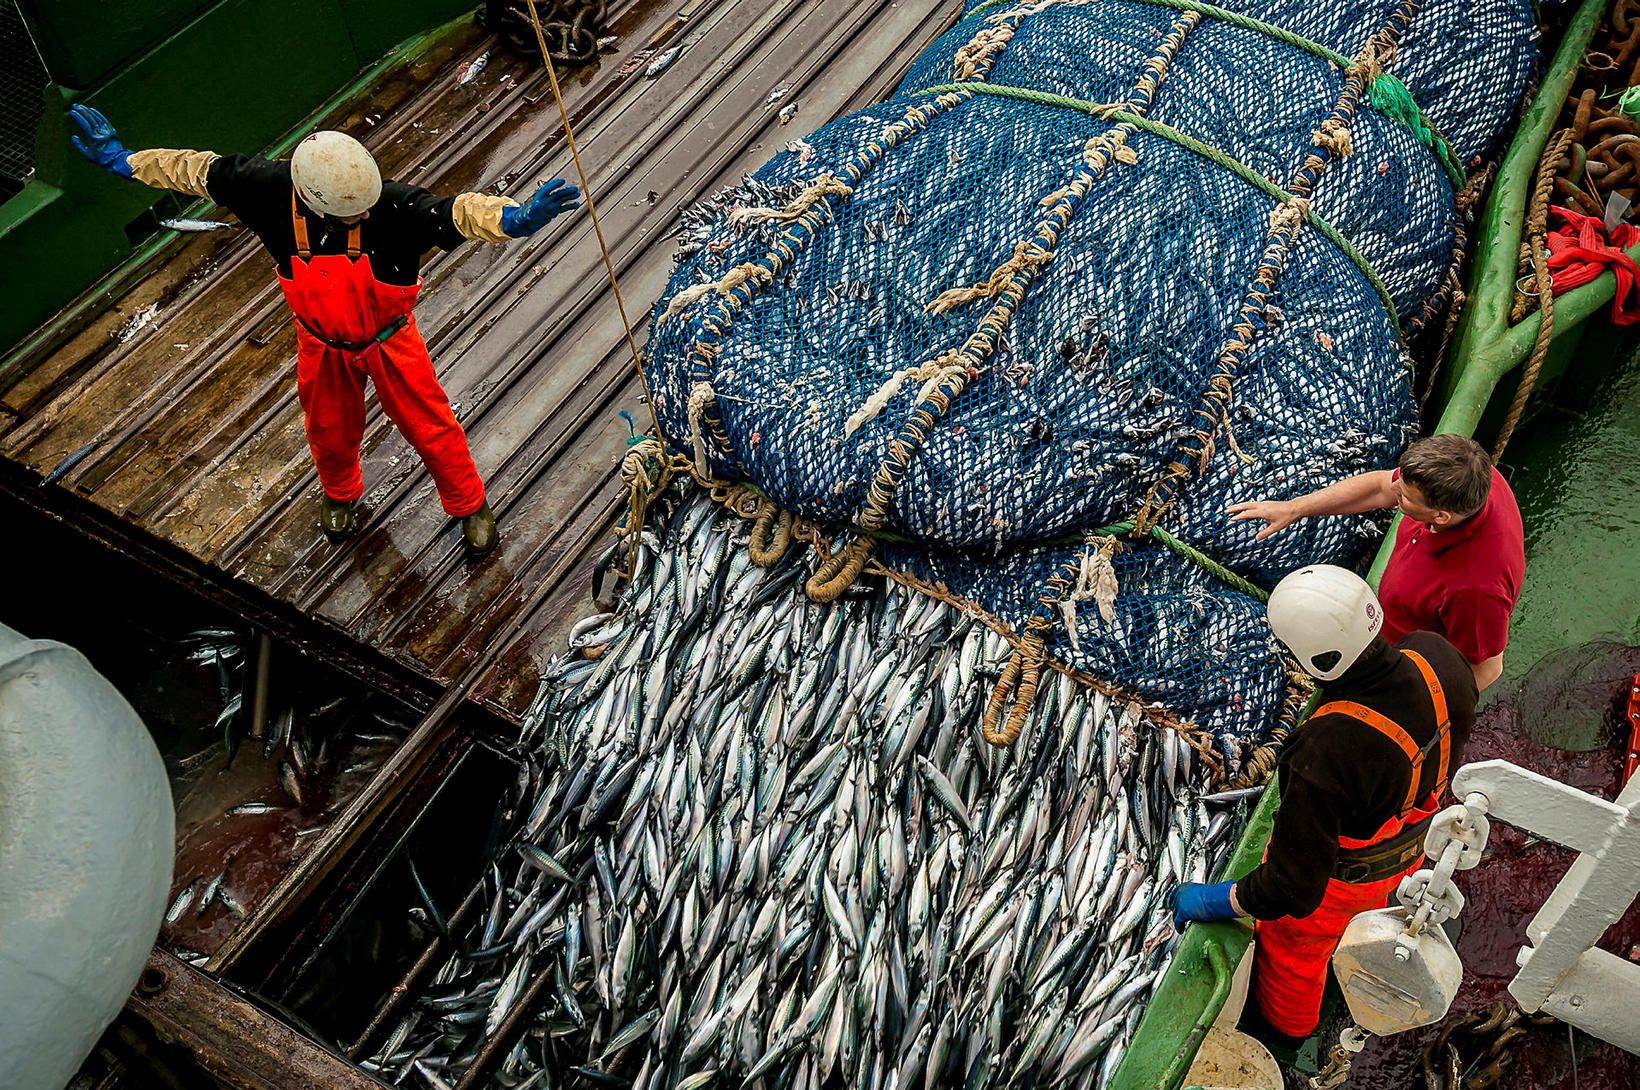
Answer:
[{"left": 643, "top": 0, "right": 1537, "bottom": 750}]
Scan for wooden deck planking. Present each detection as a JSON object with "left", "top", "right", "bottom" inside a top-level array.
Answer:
[
  {"left": 123, "top": 0, "right": 758, "bottom": 569},
  {"left": 2, "top": 1, "right": 665, "bottom": 507},
  {"left": 1, "top": 26, "right": 526, "bottom": 464},
  {"left": 0, "top": 0, "right": 963, "bottom": 724}
]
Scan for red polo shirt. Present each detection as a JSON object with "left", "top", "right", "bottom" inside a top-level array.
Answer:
[{"left": 1376, "top": 466, "right": 1524, "bottom": 664}]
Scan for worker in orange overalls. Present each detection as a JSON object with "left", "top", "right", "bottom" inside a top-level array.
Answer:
[
  {"left": 1169, "top": 565, "right": 1478, "bottom": 1044},
  {"left": 68, "top": 105, "right": 579, "bottom": 556}
]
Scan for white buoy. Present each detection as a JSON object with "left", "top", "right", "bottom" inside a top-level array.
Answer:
[{"left": 0, "top": 622, "right": 174, "bottom": 1090}]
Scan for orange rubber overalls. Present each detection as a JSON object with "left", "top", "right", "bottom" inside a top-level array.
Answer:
[
  {"left": 276, "top": 193, "right": 486, "bottom": 518},
  {"left": 1252, "top": 649, "right": 1454, "bottom": 1038}
]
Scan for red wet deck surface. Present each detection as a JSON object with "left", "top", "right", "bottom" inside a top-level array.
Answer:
[
  {"left": 1339, "top": 647, "right": 1640, "bottom": 1090},
  {"left": 0, "top": 0, "right": 963, "bottom": 724}
]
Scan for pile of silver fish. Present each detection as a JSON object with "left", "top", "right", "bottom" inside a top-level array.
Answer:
[{"left": 362, "top": 487, "right": 1248, "bottom": 1090}]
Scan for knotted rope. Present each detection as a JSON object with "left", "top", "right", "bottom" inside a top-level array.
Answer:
[
  {"left": 727, "top": 172, "right": 853, "bottom": 225},
  {"left": 685, "top": 381, "right": 719, "bottom": 478},
  {"left": 927, "top": 240, "right": 1058, "bottom": 313},
  {"left": 616, "top": 437, "right": 674, "bottom": 579},
  {"left": 661, "top": 262, "right": 776, "bottom": 322},
  {"left": 1060, "top": 535, "right": 1122, "bottom": 655},
  {"left": 841, "top": 353, "right": 968, "bottom": 438},
  {"left": 1314, "top": 116, "right": 1354, "bottom": 157}
]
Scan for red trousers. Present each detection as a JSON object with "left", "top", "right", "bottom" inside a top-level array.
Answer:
[
  {"left": 1251, "top": 798, "right": 1437, "bottom": 1038},
  {"left": 1251, "top": 867, "right": 1410, "bottom": 1037},
  {"left": 279, "top": 252, "right": 485, "bottom": 518}
]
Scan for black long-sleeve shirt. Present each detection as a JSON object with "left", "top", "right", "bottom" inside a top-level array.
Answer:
[
  {"left": 204, "top": 155, "right": 466, "bottom": 284},
  {"left": 1235, "top": 632, "right": 1478, "bottom": 920}
]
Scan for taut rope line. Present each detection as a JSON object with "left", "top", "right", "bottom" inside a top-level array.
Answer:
[{"left": 522, "top": 0, "right": 661, "bottom": 436}]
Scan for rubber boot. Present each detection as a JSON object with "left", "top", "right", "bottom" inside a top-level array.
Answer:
[
  {"left": 320, "top": 496, "right": 357, "bottom": 542},
  {"left": 462, "top": 501, "right": 499, "bottom": 556}
]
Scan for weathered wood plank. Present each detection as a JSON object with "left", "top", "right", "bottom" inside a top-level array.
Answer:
[{"left": 124, "top": 948, "right": 389, "bottom": 1090}]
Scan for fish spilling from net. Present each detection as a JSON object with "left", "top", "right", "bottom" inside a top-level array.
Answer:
[
  {"left": 362, "top": 488, "right": 1252, "bottom": 1090},
  {"left": 640, "top": 0, "right": 1541, "bottom": 744},
  {"left": 363, "top": 1, "right": 1544, "bottom": 1081}
]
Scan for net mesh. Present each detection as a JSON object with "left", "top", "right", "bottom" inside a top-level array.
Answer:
[
  {"left": 643, "top": 0, "right": 1537, "bottom": 747},
  {"left": 0, "top": 1, "right": 49, "bottom": 200}
]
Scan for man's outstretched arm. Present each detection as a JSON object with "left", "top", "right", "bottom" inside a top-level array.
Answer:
[
  {"left": 448, "top": 179, "right": 581, "bottom": 243},
  {"left": 69, "top": 104, "right": 218, "bottom": 197},
  {"left": 1227, "top": 468, "right": 1399, "bottom": 540}
]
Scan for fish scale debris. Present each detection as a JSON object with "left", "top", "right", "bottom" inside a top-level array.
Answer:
[{"left": 362, "top": 487, "right": 1246, "bottom": 1090}]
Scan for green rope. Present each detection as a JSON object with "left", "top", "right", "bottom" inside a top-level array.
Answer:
[
  {"left": 1368, "top": 73, "right": 1467, "bottom": 187},
  {"left": 917, "top": 81, "right": 1400, "bottom": 326},
  {"left": 1617, "top": 85, "right": 1640, "bottom": 125},
  {"left": 1091, "top": 520, "right": 1269, "bottom": 602},
  {"left": 958, "top": 0, "right": 1465, "bottom": 189},
  {"left": 965, "top": 0, "right": 1025, "bottom": 16},
  {"left": 966, "top": 0, "right": 1342, "bottom": 63},
  {"left": 1130, "top": 0, "right": 1354, "bottom": 67}
]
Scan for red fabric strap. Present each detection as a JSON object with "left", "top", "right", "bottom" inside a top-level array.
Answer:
[{"left": 1545, "top": 206, "right": 1640, "bottom": 325}]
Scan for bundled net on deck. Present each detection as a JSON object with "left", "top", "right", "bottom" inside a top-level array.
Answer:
[{"left": 642, "top": 0, "right": 1538, "bottom": 752}]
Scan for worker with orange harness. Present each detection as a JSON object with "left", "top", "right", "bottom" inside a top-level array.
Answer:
[
  {"left": 67, "top": 105, "right": 580, "bottom": 556},
  {"left": 1169, "top": 565, "right": 1478, "bottom": 1045}
]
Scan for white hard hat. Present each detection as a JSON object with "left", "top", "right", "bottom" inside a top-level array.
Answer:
[
  {"left": 290, "top": 131, "right": 381, "bottom": 218},
  {"left": 1266, "top": 564, "right": 1384, "bottom": 681}
]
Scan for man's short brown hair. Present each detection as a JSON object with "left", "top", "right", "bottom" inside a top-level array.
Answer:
[{"left": 1397, "top": 434, "right": 1492, "bottom": 517}]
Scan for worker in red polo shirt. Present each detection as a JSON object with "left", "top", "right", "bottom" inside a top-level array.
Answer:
[{"left": 1228, "top": 434, "right": 1524, "bottom": 690}]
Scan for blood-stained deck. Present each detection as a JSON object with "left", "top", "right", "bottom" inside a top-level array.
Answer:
[{"left": 0, "top": 0, "right": 962, "bottom": 725}]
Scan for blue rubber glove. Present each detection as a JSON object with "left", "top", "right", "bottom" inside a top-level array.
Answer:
[
  {"left": 1169, "top": 880, "right": 1241, "bottom": 930},
  {"left": 67, "top": 104, "right": 134, "bottom": 178},
  {"left": 500, "top": 178, "right": 581, "bottom": 238}
]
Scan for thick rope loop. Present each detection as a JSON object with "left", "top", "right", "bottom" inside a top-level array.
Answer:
[
  {"left": 1228, "top": 725, "right": 1290, "bottom": 788},
  {"left": 982, "top": 639, "right": 1045, "bottom": 746},
  {"left": 616, "top": 436, "right": 673, "bottom": 578},
  {"left": 804, "top": 535, "right": 875, "bottom": 602},
  {"left": 747, "top": 499, "right": 795, "bottom": 567}
]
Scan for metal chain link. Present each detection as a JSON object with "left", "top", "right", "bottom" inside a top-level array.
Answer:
[
  {"left": 483, "top": 0, "right": 608, "bottom": 65},
  {"left": 1420, "top": 1001, "right": 1560, "bottom": 1090},
  {"left": 1310, "top": 1024, "right": 1371, "bottom": 1090}
]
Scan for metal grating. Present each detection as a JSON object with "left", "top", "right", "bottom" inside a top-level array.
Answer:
[{"left": 1, "top": 0, "right": 50, "bottom": 199}]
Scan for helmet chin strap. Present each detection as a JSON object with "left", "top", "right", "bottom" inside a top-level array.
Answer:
[{"left": 295, "top": 185, "right": 366, "bottom": 226}]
